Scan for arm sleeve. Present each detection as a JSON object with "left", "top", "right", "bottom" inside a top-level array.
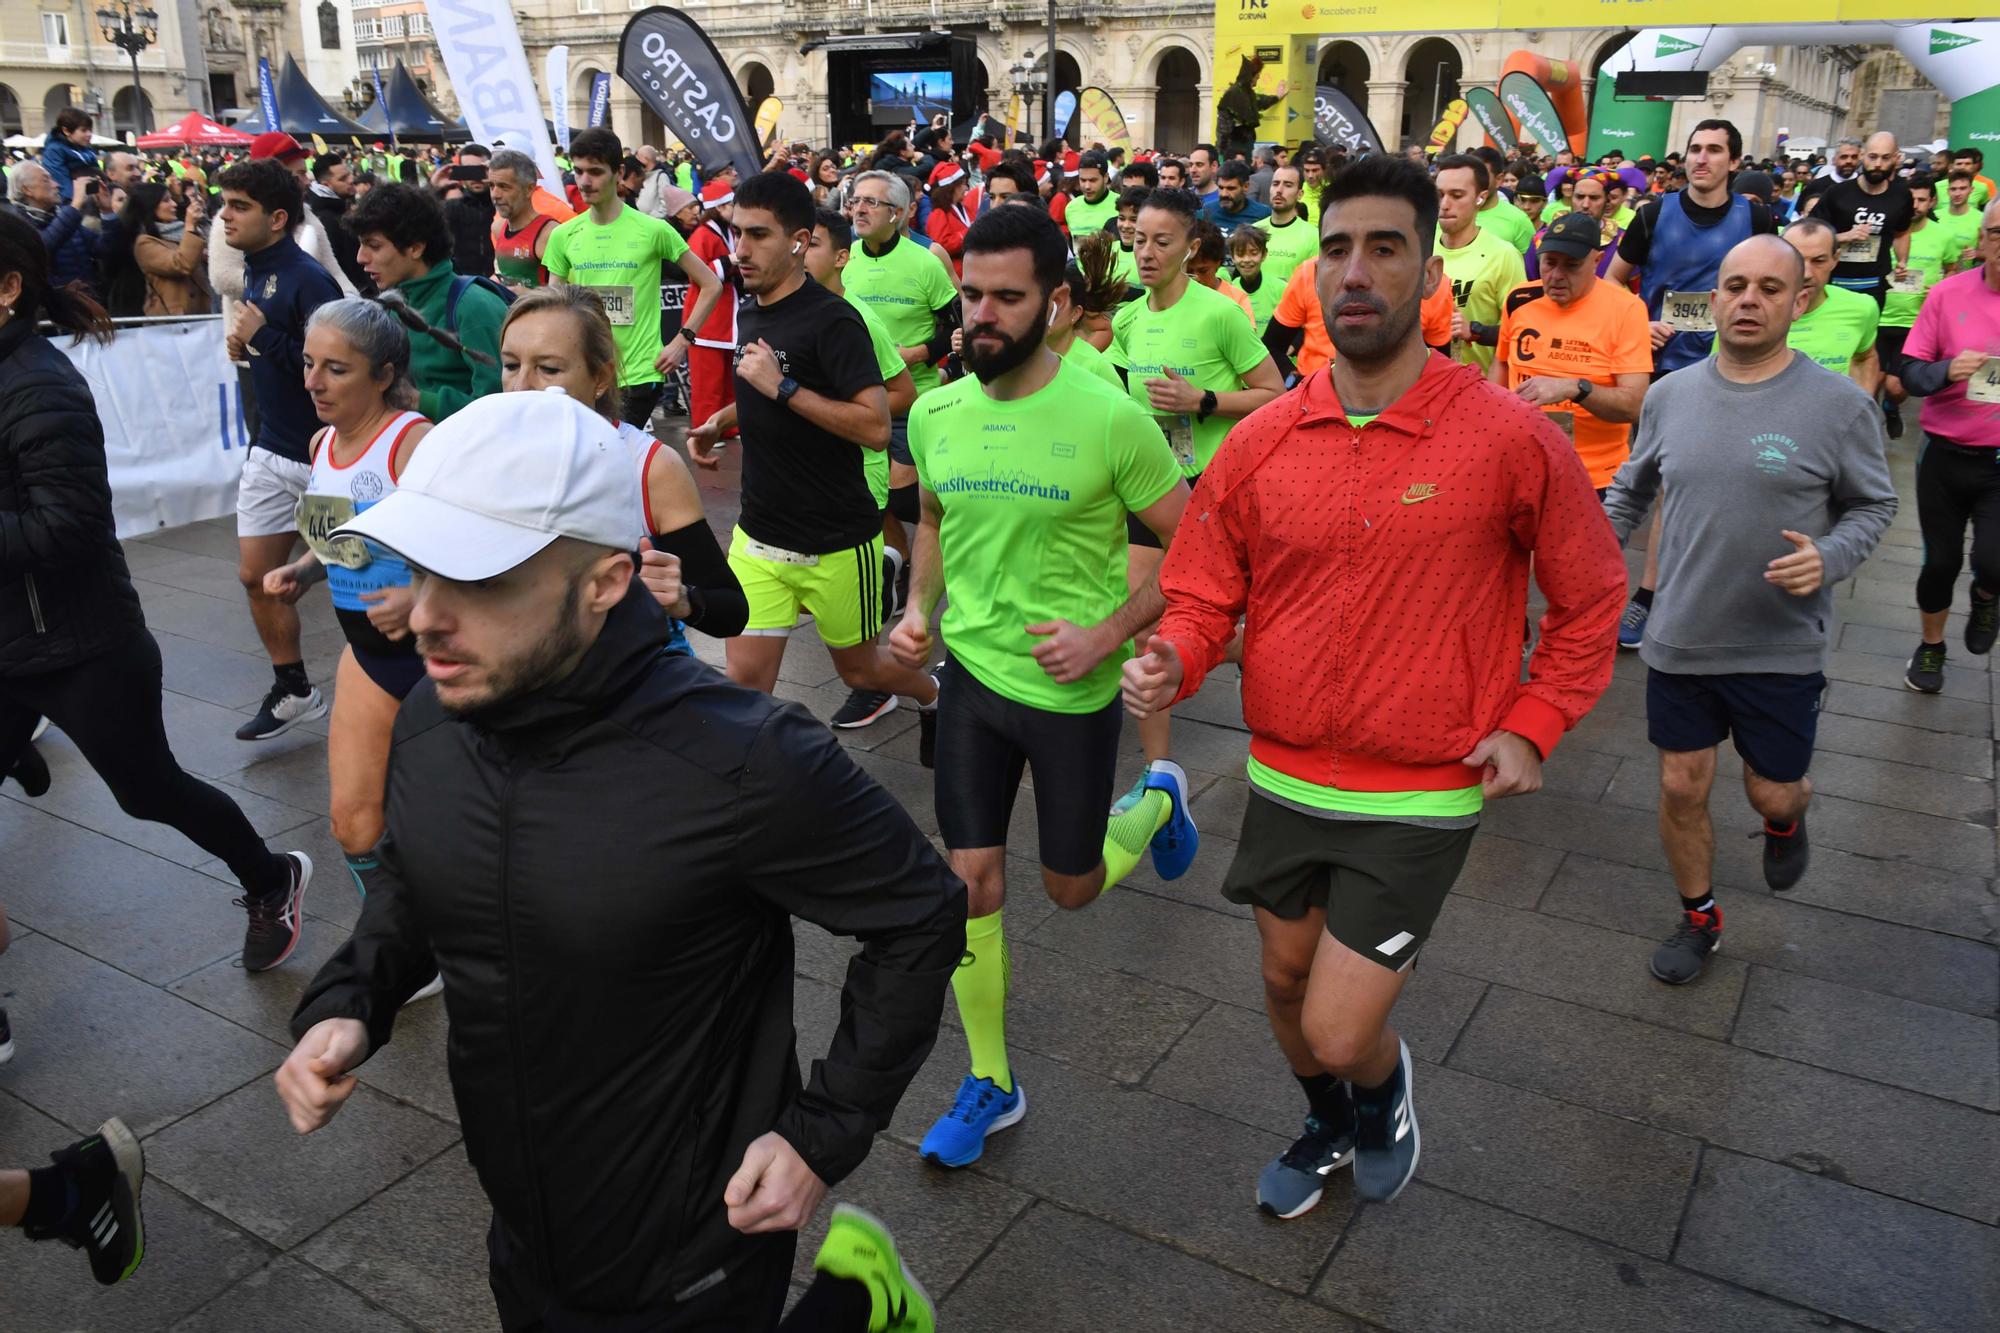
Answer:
[
  {"left": 1157, "top": 458, "right": 1256, "bottom": 703},
  {"left": 1504, "top": 418, "right": 1631, "bottom": 757},
  {"left": 1261, "top": 315, "right": 1301, "bottom": 379},
  {"left": 824, "top": 304, "right": 891, "bottom": 400},
  {"left": 1898, "top": 356, "right": 1955, "bottom": 397},
  {"left": 1817, "top": 401, "right": 1899, "bottom": 585},
  {"left": 288, "top": 828, "right": 437, "bottom": 1054},
  {"left": 923, "top": 297, "right": 960, "bottom": 365},
  {"left": 737, "top": 705, "right": 966, "bottom": 1185},
  {"left": 653, "top": 517, "right": 748, "bottom": 637}
]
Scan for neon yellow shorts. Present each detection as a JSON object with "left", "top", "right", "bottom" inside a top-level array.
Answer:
[{"left": 728, "top": 526, "right": 885, "bottom": 649}]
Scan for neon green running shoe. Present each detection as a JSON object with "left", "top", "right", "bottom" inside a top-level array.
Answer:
[{"left": 811, "top": 1204, "right": 934, "bottom": 1332}]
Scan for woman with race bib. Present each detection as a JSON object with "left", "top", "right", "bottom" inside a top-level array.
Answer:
[
  {"left": 497, "top": 285, "right": 747, "bottom": 646},
  {"left": 261, "top": 300, "right": 439, "bottom": 1001}
]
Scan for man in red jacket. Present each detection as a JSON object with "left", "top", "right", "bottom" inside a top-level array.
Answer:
[
  {"left": 686, "top": 177, "right": 741, "bottom": 438},
  {"left": 1123, "top": 156, "right": 1625, "bottom": 1214}
]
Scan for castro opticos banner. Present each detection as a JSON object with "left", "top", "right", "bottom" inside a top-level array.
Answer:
[
  {"left": 1312, "top": 85, "right": 1384, "bottom": 154},
  {"left": 619, "top": 8, "right": 762, "bottom": 182}
]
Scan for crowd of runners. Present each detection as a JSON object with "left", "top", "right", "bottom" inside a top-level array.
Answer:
[{"left": 1, "top": 103, "right": 1996, "bottom": 1331}]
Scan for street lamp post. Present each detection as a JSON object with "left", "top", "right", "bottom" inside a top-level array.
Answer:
[{"left": 96, "top": 1, "right": 160, "bottom": 138}]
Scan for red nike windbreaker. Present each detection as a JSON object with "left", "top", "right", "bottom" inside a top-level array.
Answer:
[{"left": 1158, "top": 355, "right": 1627, "bottom": 795}]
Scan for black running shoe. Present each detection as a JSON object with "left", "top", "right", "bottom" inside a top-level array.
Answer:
[
  {"left": 1352, "top": 1039, "right": 1419, "bottom": 1202},
  {"left": 831, "top": 689, "right": 898, "bottom": 729},
  {"left": 1758, "top": 816, "right": 1809, "bottom": 891},
  {"left": 1967, "top": 594, "right": 1999, "bottom": 657},
  {"left": 23, "top": 1117, "right": 146, "bottom": 1286},
  {"left": 1650, "top": 905, "right": 1722, "bottom": 985},
  {"left": 1905, "top": 641, "right": 1947, "bottom": 694},
  {"left": 1257, "top": 1113, "right": 1356, "bottom": 1219},
  {"left": 238, "top": 852, "right": 311, "bottom": 971},
  {"left": 918, "top": 673, "right": 940, "bottom": 770},
  {"left": 7, "top": 741, "right": 49, "bottom": 797},
  {"left": 0, "top": 1006, "right": 13, "bottom": 1066},
  {"left": 1884, "top": 402, "right": 1903, "bottom": 440},
  {"left": 235, "top": 682, "right": 328, "bottom": 741}
]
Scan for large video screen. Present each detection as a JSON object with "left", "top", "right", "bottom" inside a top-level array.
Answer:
[{"left": 869, "top": 70, "right": 953, "bottom": 125}]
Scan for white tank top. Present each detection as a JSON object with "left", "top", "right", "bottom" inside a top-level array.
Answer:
[
  {"left": 299, "top": 410, "right": 427, "bottom": 613},
  {"left": 618, "top": 420, "right": 664, "bottom": 539}
]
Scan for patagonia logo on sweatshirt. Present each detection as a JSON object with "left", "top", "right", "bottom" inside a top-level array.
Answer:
[{"left": 1751, "top": 432, "right": 1798, "bottom": 477}]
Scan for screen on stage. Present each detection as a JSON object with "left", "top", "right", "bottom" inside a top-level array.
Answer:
[{"left": 869, "top": 71, "right": 954, "bottom": 125}]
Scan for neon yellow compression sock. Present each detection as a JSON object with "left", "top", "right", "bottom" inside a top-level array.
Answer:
[
  {"left": 1100, "top": 789, "right": 1170, "bottom": 891},
  {"left": 953, "top": 910, "right": 1012, "bottom": 1094}
]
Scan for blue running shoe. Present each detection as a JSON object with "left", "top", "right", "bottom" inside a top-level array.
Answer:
[
  {"left": 1144, "top": 759, "right": 1199, "bottom": 881},
  {"left": 1256, "top": 1114, "right": 1356, "bottom": 1219},
  {"left": 1353, "top": 1039, "right": 1420, "bottom": 1202},
  {"left": 920, "top": 1075, "right": 1026, "bottom": 1168},
  {"left": 1617, "top": 597, "right": 1648, "bottom": 650}
]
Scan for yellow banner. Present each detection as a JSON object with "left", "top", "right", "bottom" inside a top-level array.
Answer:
[
  {"left": 1217, "top": 0, "right": 1919, "bottom": 36},
  {"left": 754, "top": 97, "right": 783, "bottom": 147}
]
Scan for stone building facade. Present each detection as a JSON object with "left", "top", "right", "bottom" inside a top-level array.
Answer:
[{"left": 1, "top": 0, "right": 197, "bottom": 139}]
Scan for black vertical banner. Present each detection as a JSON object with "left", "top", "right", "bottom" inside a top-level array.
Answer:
[
  {"left": 1313, "top": 86, "right": 1385, "bottom": 155},
  {"left": 619, "top": 8, "right": 763, "bottom": 182}
]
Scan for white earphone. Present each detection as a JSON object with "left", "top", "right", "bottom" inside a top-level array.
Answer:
[{"left": 791, "top": 241, "right": 803, "bottom": 255}]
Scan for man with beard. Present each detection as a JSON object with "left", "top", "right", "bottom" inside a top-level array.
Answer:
[
  {"left": 889, "top": 205, "right": 1190, "bottom": 1168},
  {"left": 306, "top": 152, "right": 373, "bottom": 295},
  {"left": 277, "top": 387, "right": 961, "bottom": 1332},
  {"left": 1122, "top": 155, "right": 1625, "bottom": 1215},
  {"left": 685, "top": 172, "right": 942, "bottom": 736},
  {"left": 1810, "top": 131, "right": 1913, "bottom": 306}
]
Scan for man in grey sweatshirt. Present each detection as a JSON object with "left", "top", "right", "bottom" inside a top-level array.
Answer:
[{"left": 1602, "top": 234, "right": 1897, "bottom": 986}]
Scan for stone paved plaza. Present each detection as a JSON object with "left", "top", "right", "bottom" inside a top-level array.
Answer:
[{"left": 1, "top": 435, "right": 1995, "bottom": 1331}]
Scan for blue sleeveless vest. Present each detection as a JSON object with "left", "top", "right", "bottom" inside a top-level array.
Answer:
[{"left": 1639, "top": 192, "right": 1756, "bottom": 374}]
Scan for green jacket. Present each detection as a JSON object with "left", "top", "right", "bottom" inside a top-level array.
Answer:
[{"left": 395, "top": 260, "right": 506, "bottom": 422}]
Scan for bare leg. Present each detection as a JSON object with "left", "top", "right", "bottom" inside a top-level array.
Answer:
[
  {"left": 726, "top": 635, "right": 789, "bottom": 694},
  {"left": 1299, "top": 928, "right": 1412, "bottom": 1089},
  {"left": 327, "top": 648, "right": 400, "bottom": 856},
  {"left": 1258, "top": 906, "right": 1330, "bottom": 1076},
  {"left": 1743, "top": 766, "right": 1812, "bottom": 827},
  {"left": 1658, "top": 747, "right": 1718, "bottom": 900},
  {"left": 1127, "top": 544, "right": 1172, "bottom": 762},
  {"left": 828, "top": 641, "right": 938, "bottom": 705},
  {"left": 0, "top": 1171, "right": 26, "bottom": 1227},
  {"left": 238, "top": 533, "right": 304, "bottom": 666},
  {"left": 1920, "top": 608, "right": 1949, "bottom": 644}
]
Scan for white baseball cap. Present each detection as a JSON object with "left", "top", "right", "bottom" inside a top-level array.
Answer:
[{"left": 333, "top": 389, "right": 640, "bottom": 582}]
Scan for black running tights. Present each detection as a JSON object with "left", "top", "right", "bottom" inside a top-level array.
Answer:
[
  {"left": 0, "top": 626, "right": 287, "bottom": 896},
  {"left": 1915, "top": 435, "right": 2000, "bottom": 615}
]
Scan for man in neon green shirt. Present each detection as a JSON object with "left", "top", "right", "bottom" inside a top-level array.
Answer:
[
  {"left": 891, "top": 204, "right": 1193, "bottom": 1169},
  {"left": 542, "top": 128, "right": 721, "bottom": 427},
  {"left": 1783, "top": 214, "right": 1880, "bottom": 391},
  {"left": 1063, "top": 150, "right": 1120, "bottom": 241},
  {"left": 1938, "top": 171, "right": 1985, "bottom": 271},
  {"left": 1434, "top": 153, "right": 1526, "bottom": 371},
  {"left": 1259, "top": 164, "right": 1319, "bottom": 290},
  {"left": 1473, "top": 147, "right": 1535, "bottom": 253},
  {"left": 1880, "top": 174, "right": 1955, "bottom": 436}
]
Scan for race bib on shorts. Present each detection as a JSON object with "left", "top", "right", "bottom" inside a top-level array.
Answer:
[
  {"left": 1162, "top": 414, "right": 1196, "bottom": 470},
  {"left": 595, "top": 284, "right": 637, "bottom": 326},
  {"left": 1661, "top": 292, "right": 1714, "bottom": 334},
  {"left": 1969, "top": 358, "right": 2000, "bottom": 406},
  {"left": 297, "top": 494, "right": 371, "bottom": 570}
]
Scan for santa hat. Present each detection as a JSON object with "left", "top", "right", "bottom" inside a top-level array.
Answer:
[
  {"left": 700, "top": 178, "right": 735, "bottom": 208},
  {"left": 927, "top": 162, "right": 965, "bottom": 190},
  {"left": 1033, "top": 160, "right": 1051, "bottom": 185}
]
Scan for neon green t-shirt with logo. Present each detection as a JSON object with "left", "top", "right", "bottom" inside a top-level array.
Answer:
[
  {"left": 1438, "top": 226, "right": 1526, "bottom": 372},
  {"left": 1882, "top": 220, "right": 1956, "bottom": 330},
  {"left": 1111, "top": 243, "right": 1140, "bottom": 291},
  {"left": 1064, "top": 189, "right": 1120, "bottom": 240},
  {"left": 1063, "top": 335, "right": 1123, "bottom": 389},
  {"left": 843, "top": 233, "right": 958, "bottom": 397},
  {"left": 1240, "top": 271, "right": 1284, "bottom": 335},
  {"left": 1787, "top": 284, "right": 1878, "bottom": 375},
  {"left": 909, "top": 358, "right": 1181, "bottom": 712},
  {"left": 1259, "top": 213, "right": 1320, "bottom": 290},
  {"left": 1244, "top": 408, "right": 1482, "bottom": 824},
  {"left": 542, "top": 204, "right": 689, "bottom": 387},
  {"left": 846, "top": 293, "right": 905, "bottom": 507},
  {"left": 1934, "top": 206, "right": 1982, "bottom": 272},
  {"left": 1108, "top": 279, "right": 1271, "bottom": 475}
]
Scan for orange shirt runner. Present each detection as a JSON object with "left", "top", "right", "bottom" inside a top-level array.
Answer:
[{"left": 1491, "top": 278, "right": 1652, "bottom": 488}]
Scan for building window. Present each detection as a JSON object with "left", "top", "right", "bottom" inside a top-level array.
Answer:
[
  {"left": 42, "top": 12, "right": 70, "bottom": 47},
  {"left": 319, "top": 0, "right": 340, "bottom": 48},
  {"left": 355, "top": 18, "right": 380, "bottom": 39},
  {"left": 577, "top": 0, "right": 601, "bottom": 12},
  {"left": 384, "top": 15, "right": 403, "bottom": 37},
  {"left": 407, "top": 14, "right": 428, "bottom": 35}
]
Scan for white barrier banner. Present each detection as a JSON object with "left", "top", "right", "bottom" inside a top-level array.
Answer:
[
  {"left": 425, "top": 0, "right": 565, "bottom": 197},
  {"left": 59, "top": 318, "right": 247, "bottom": 541}
]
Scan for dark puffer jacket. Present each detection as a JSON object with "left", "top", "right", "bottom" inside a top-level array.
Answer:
[{"left": 0, "top": 317, "right": 145, "bottom": 676}]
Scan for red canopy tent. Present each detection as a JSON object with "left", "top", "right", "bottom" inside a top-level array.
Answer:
[{"left": 135, "top": 112, "right": 253, "bottom": 151}]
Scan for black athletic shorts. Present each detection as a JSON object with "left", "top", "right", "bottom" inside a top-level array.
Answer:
[
  {"left": 1128, "top": 469, "right": 1197, "bottom": 548},
  {"left": 888, "top": 416, "right": 913, "bottom": 467},
  {"left": 1222, "top": 794, "right": 1477, "bottom": 972},
  {"left": 933, "top": 657, "right": 1123, "bottom": 875},
  {"left": 1877, "top": 324, "right": 1912, "bottom": 378},
  {"left": 1646, "top": 667, "right": 1823, "bottom": 784}
]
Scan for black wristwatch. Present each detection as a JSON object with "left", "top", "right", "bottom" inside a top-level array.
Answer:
[
  {"left": 1574, "top": 378, "right": 1593, "bottom": 402},
  {"left": 774, "top": 375, "right": 800, "bottom": 406},
  {"left": 1197, "top": 389, "right": 1219, "bottom": 422}
]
